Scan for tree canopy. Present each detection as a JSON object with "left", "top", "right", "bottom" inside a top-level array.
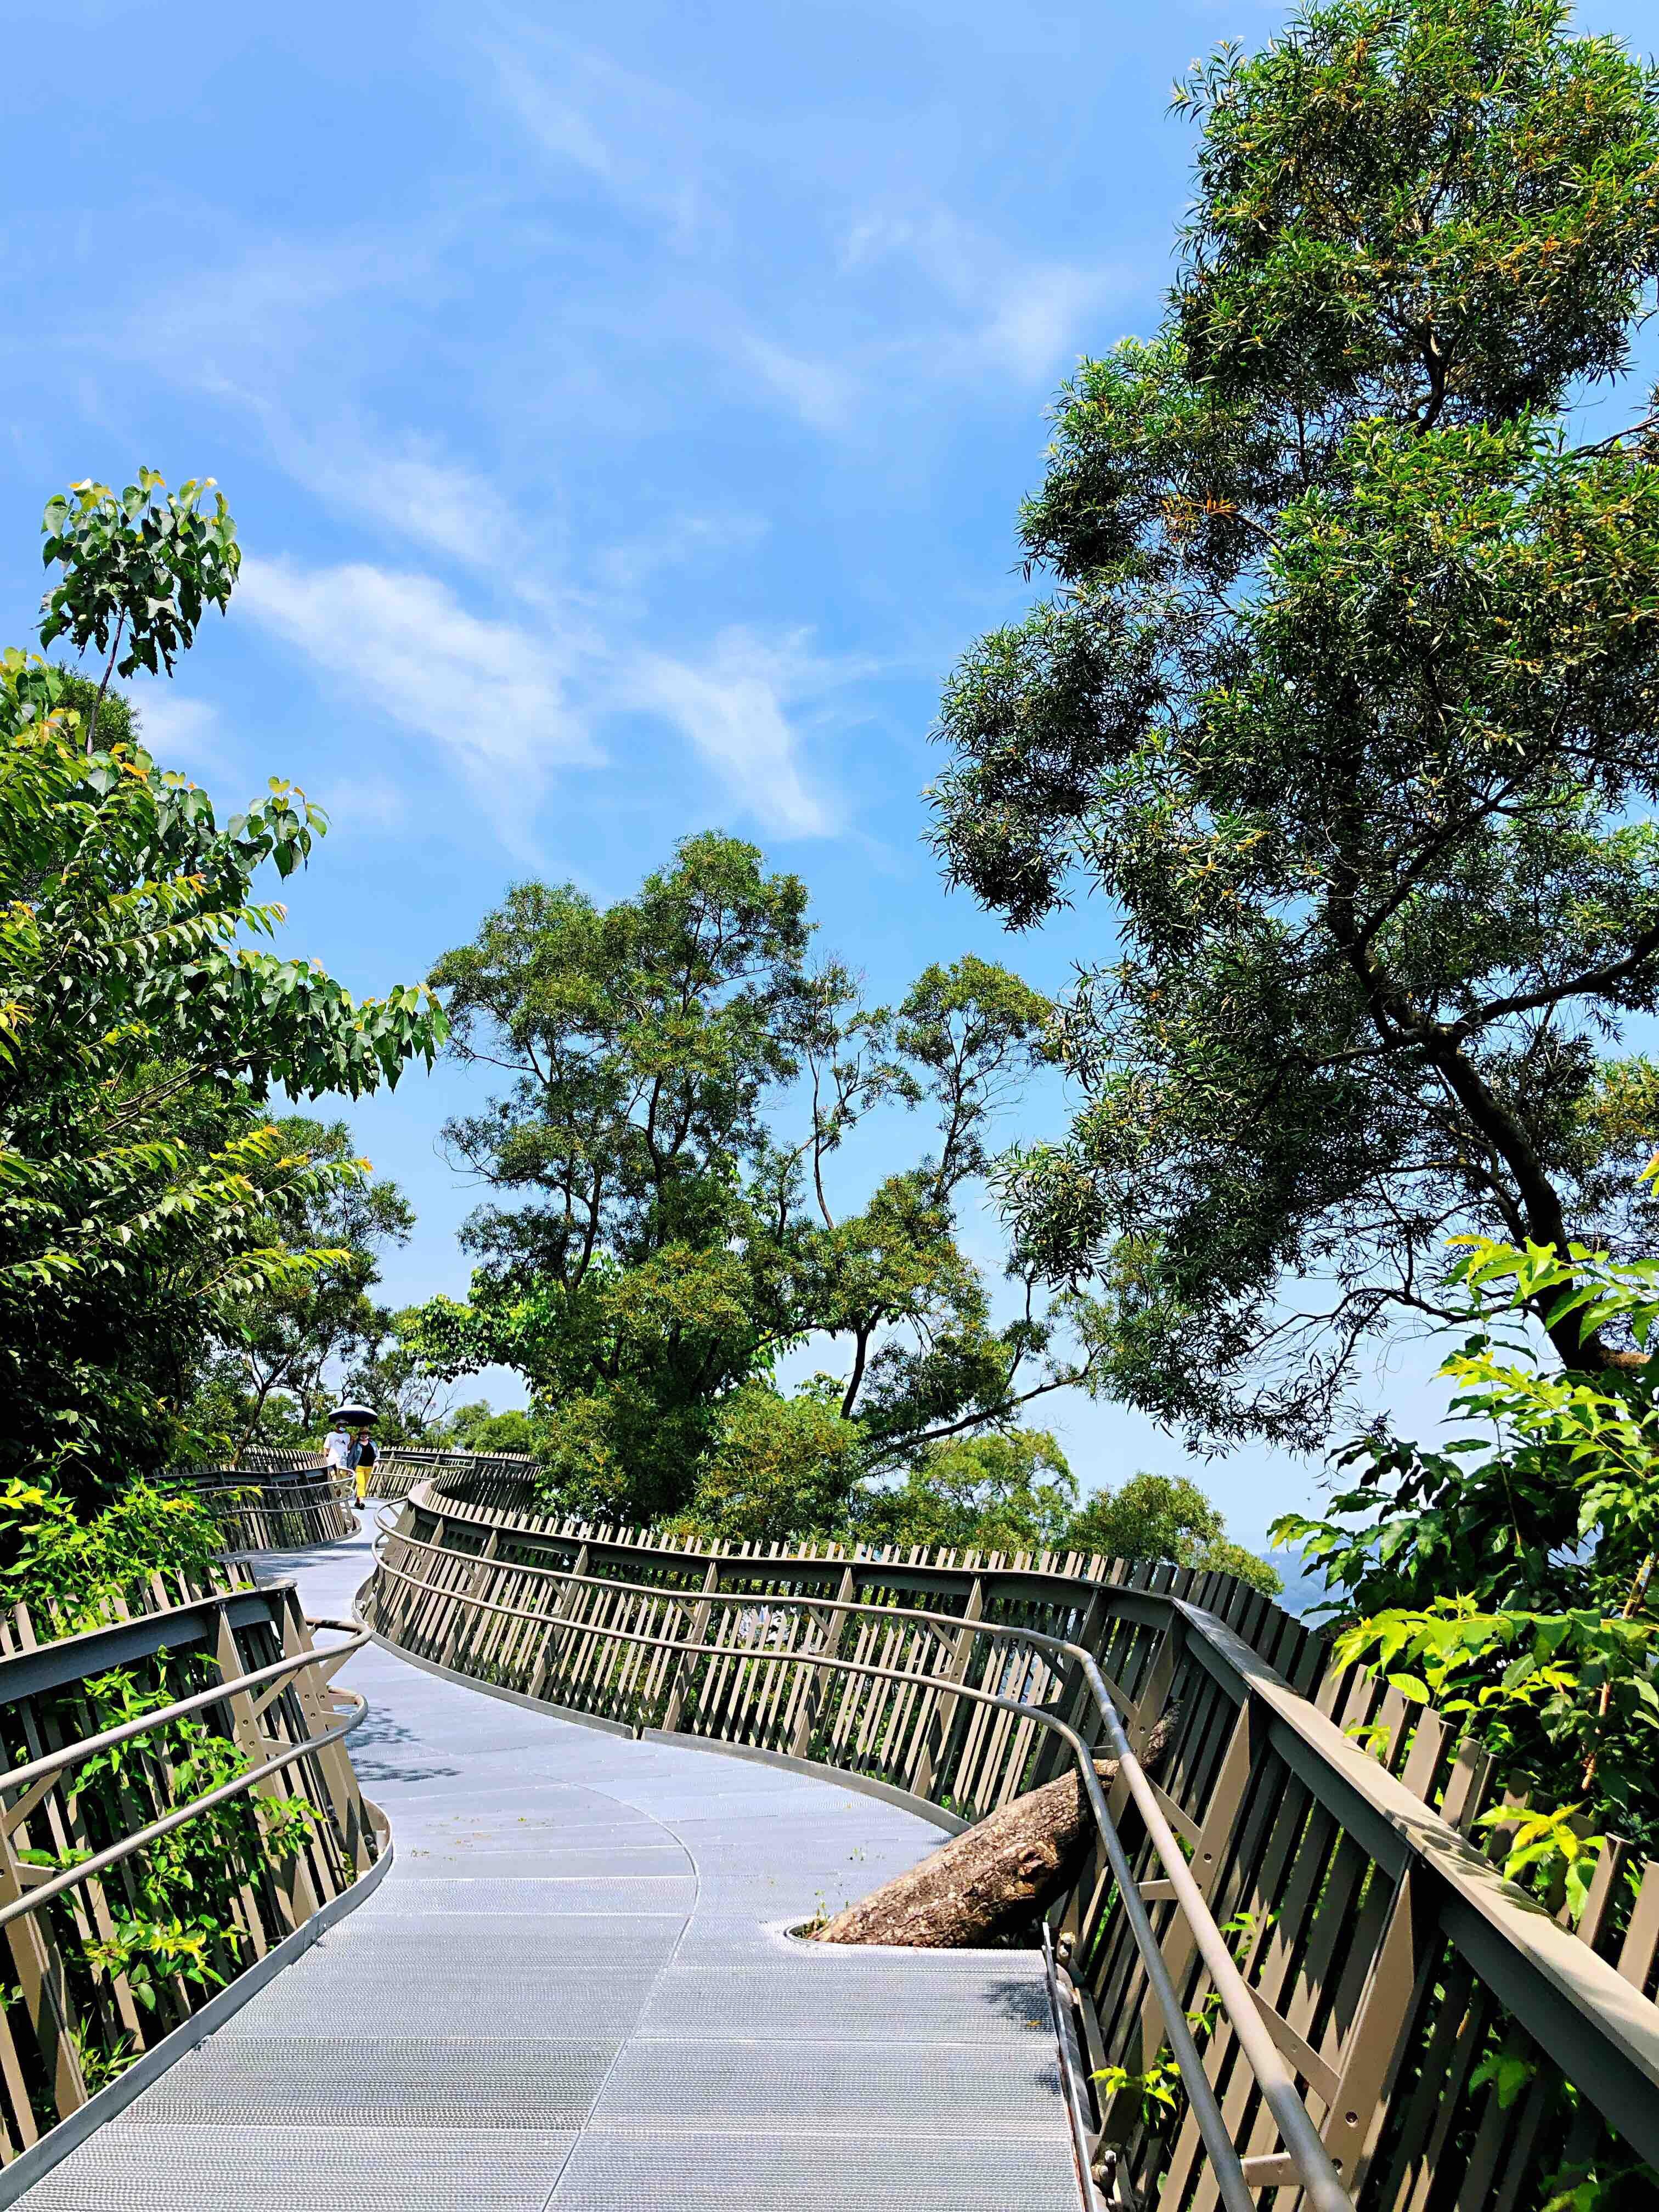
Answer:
[
  {"left": 930, "top": 0, "right": 1659, "bottom": 1449},
  {"left": 0, "top": 471, "right": 445, "bottom": 1508},
  {"left": 1280, "top": 1217, "right": 1659, "bottom": 1855},
  {"left": 410, "top": 831, "right": 1097, "bottom": 1525},
  {"left": 184, "top": 1116, "right": 416, "bottom": 1461},
  {"left": 861, "top": 1436, "right": 1282, "bottom": 1590}
]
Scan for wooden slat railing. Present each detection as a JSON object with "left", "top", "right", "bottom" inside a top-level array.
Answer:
[
  {"left": 170, "top": 1456, "right": 357, "bottom": 1552},
  {"left": 360, "top": 1472, "right": 1659, "bottom": 2212},
  {"left": 0, "top": 1571, "right": 382, "bottom": 2176},
  {"left": 365, "top": 1448, "right": 536, "bottom": 1504}
]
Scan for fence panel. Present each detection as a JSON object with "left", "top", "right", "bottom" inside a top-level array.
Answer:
[
  {"left": 360, "top": 1475, "right": 1659, "bottom": 2212},
  {"left": 0, "top": 1574, "right": 382, "bottom": 2163}
]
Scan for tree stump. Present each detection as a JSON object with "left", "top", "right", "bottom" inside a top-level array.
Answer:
[{"left": 812, "top": 1709, "right": 1179, "bottom": 1948}]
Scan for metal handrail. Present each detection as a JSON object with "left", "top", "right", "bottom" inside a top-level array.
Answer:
[
  {"left": 392, "top": 1496, "right": 1659, "bottom": 2165},
  {"left": 0, "top": 1624, "right": 368, "bottom": 1802},
  {"left": 0, "top": 1621, "right": 371, "bottom": 1932},
  {"left": 370, "top": 1522, "right": 1351, "bottom": 2210}
]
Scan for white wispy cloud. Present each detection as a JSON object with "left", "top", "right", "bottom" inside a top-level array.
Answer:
[
  {"left": 235, "top": 558, "right": 851, "bottom": 844},
  {"left": 840, "top": 205, "right": 1121, "bottom": 383},
  {"left": 730, "top": 332, "right": 855, "bottom": 435},
  {"left": 484, "top": 28, "right": 707, "bottom": 241},
  {"left": 268, "top": 417, "right": 538, "bottom": 578},
  {"left": 129, "top": 227, "right": 450, "bottom": 400},
  {"left": 236, "top": 557, "right": 599, "bottom": 833},
  {"left": 130, "top": 692, "right": 227, "bottom": 778},
  {"left": 981, "top": 266, "right": 1120, "bottom": 382},
  {"left": 346, "top": 445, "right": 519, "bottom": 569},
  {"left": 596, "top": 509, "right": 769, "bottom": 593},
  {"left": 623, "top": 628, "right": 847, "bottom": 839}
]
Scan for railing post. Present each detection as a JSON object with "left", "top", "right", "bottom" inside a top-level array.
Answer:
[
  {"left": 911, "top": 1575, "right": 984, "bottom": 1801},
  {"left": 214, "top": 1607, "right": 322, "bottom": 1936},
  {"left": 530, "top": 1542, "right": 589, "bottom": 1702},
  {"left": 273, "top": 1588, "right": 373, "bottom": 1878},
  {"left": 0, "top": 1616, "right": 86, "bottom": 2134},
  {"left": 663, "top": 1559, "right": 721, "bottom": 1736},
  {"left": 1104, "top": 1602, "right": 1183, "bottom": 1834},
  {"left": 1032, "top": 1586, "right": 1108, "bottom": 1789},
  {"left": 1241, "top": 1867, "right": 1429, "bottom": 2198},
  {"left": 441, "top": 1528, "right": 499, "bottom": 1670},
  {"left": 789, "top": 1562, "right": 856, "bottom": 1759},
  {"left": 1128, "top": 1695, "right": 1257, "bottom": 2072}
]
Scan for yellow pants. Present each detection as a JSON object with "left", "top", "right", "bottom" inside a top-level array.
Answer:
[{"left": 355, "top": 1461, "right": 370, "bottom": 1504}]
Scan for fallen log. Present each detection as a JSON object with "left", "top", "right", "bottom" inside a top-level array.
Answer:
[{"left": 813, "top": 1707, "right": 1180, "bottom": 1949}]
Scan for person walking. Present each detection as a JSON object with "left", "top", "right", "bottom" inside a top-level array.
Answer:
[
  {"left": 323, "top": 1420, "right": 352, "bottom": 1481},
  {"left": 352, "top": 1429, "right": 379, "bottom": 1506}
]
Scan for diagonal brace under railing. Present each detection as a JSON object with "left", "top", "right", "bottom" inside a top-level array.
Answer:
[{"left": 370, "top": 1522, "right": 1352, "bottom": 2212}]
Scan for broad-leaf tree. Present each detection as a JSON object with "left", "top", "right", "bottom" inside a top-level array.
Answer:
[
  {"left": 1278, "top": 1220, "right": 1659, "bottom": 1853},
  {"left": 860, "top": 1436, "right": 1282, "bottom": 1589},
  {"left": 40, "top": 471, "right": 240, "bottom": 751},
  {"left": 185, "top": 1118, "right": 416, "bottom": 1460},
  {"left": 411, "top": 833, "right": 1092, "bottom": 1523},
  {"left": 337, "top": 1307, "right": 464, "bottom": 1445},
  {"left": 930, "top": 0, "right": 1659, "bottom": 1448},
  {"left": 436, "top": 1399, "right": 536, "bottom": 1455},
  {"left": 0, "top": 471, "right": 445, "bottom": 1508}
]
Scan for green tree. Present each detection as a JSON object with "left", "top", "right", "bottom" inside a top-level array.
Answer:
[
  {"left": 340, "top": 1308, "right": 460, "bottom": 1445},
  {"left": 185, "top": 1118, "right": 416, "bottom": 1460},
  {"left": 0, "top": 1476, "right": 222, "bottom": 1622},
  {"left": 861, "top": 1430, "right": 1079, "bottom": 1553},
  {"left": 930, "top": 0, "right": 1659, "bottom": 1451},
  {"left": 438, "top": 1400, "right": 537, "bottom": 1455},
  {"left": 1067, "top": 1471, "right": 1282, "bottom": 1594},
  {"left": 48, "top": 665, "right": 138, "bottom": 755},
  {"left": 411, "top": 833, "right": 1091, "bottom": 1525},
  {"left": 1277, "top": 1220, "right": 1658, "bottom": 1854},
  {"left": 0, "top": 471, "right": 444, "bottom": 1515},
  {"left": 683, "top": 1378, "right": 864, "bottom": 1544},
  {"left": 39, "top": 470, "right": 239, "bottom": 750},
  {"left": 858, "top": 1441, "right": 1280, "bottom": 1588}
]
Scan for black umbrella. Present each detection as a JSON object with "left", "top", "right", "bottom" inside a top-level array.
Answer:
[{"left": 329, "top": 1402, "right": 379, "bottom": 1426}]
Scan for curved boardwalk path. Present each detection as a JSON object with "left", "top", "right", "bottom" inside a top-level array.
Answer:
[{"left": 22, "top": 1525, "right": 1081, "bottom": 2211}]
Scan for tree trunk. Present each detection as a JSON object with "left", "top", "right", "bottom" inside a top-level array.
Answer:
[{"left": 812, "top": 1708, "right": 1178, "bottom": 1949}]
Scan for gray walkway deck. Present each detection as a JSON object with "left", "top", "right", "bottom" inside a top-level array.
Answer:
[{"left": 22, "top": 1526, "right": 1081, "bottom": 2210}]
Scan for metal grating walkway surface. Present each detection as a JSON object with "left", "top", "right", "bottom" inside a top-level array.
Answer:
[{"left": 21, "top": 1527, "right": 1082, "bottom": 2211}]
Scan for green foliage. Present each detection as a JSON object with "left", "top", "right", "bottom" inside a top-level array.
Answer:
[
  {"left": 0, "top": 473, "right": 444, "bottom": 1513},
  {"left": 0, "top": 1477, "right": 221, "bottom": 1624},
  {"left": 411, "top": 833, "right": 1086, "bottom": 1526},
  {"left": 930, "top": 0, "right": 1659, "bottom": 1449},
  {"left": 683, "top": 1378, "right": 864, "bottom": 1544},
  {"left": 1542, "top": 2159, "right": 1654, "bottom": 2212},
  {"left": 17, "top": 1655, "right": 320, "bottom": 2087},
  {"left": 1277, "top": 1228, "right": 1659, "bottom": 1848},
  {"left": 856, "top": 1442, "right": 1279, "bottom": 1587},
  {"left": 861, "top": 1430, "right": 1077, "bottom": 1553},
  {"left": 335, "top": 1305, "right": 459, "bottom": 1446},
  {"left": 39, "top": 470, "right": 240, "bottom": 689},
  {"left": 1169, "top": 0, "right": 1659, "bottom": 424},
  {"left": 48, "top": 665, "right": 138, "bottom": 755},
  {"left": 183, "top": 1118, "right": 416, "bottom": 1461},
  {"left": 438, "top": 1401, "right": 536, "bottom": 1454},
  {"left": 1068, "top": 1472, "right": 1282, "bottom": 1594}
]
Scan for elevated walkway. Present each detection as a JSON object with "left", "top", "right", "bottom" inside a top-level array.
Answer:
[{"left": 19, "top": 1525, "right": 1081, "bottom": 2211}]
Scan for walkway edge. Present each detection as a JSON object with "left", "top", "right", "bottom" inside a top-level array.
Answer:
[
  {"left": 357, "top": 1598, "right": 970, "bottom": 1836},
  {"left": 640, "top": 1726, "right": 970, "bottom": 1834},
  {"left": 355, "top": 1618, "right": 637, "bottom": 1737},
  {"left": 0, "top": 1807, "right": 395, "bottom": 2210}
]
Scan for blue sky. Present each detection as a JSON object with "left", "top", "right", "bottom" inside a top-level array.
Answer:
[{"left": 5, "top": 0, "right": 1656, "bottom": 1550}]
